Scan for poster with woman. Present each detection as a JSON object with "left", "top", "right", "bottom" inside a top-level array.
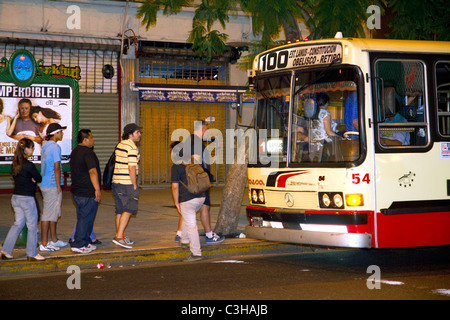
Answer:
[{"left": 0, "top": 83, "right": 73, "bottom": 165}]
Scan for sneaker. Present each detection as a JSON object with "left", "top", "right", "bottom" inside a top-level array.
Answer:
[
  {"left": 180, "top": 242, "right": 189, "bottom": 249},
  {"left": 90, "top": 239, "right": 102, "bottom": 245},
  {"left": 174, "top": 234, "right": 181, "bottom": 243},
  {"left": 123, "top": 236, "right": 134, "bottom": 245},
  {"left": 50, "top": 239, "right": 68, "bottom": 247},
  {"left": 86, "top": 244, "right": 97, "bottom": 251},
  {"left": 39, "top": 243, "right": 60, "bottom": 252},
  {"left": 184, "top": 253, "right": 203, "bottom": 262},
  {"left": 71, "top": 246, "right": 92, "bottom": 254},
  {"left": 205, "top": 233, "right": 225, "bottom": 244},
  {"left": 112, "top": 237, "right": 133, "bottom": 249}
]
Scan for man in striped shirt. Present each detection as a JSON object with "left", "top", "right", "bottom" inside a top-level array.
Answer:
[{"left": 111, "top": 123, "right": 142, "bottom": 249}]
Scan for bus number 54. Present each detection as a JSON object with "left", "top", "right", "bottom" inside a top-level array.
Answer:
[{"left": 352, "top": 173, "right": 371, "bottom": 184}]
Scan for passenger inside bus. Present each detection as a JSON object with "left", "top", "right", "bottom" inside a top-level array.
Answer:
[
  {"left": 343, "top": 91, "right": 359, "bottom": 137},
  {"left": 339, "top": 91, "right": 360, "bottom": 161},
  {"left": 379, "top": 87, "right": 411, "bottom": 146},
  {"left": 293, "top": 92, "right": 345, "bottom": 162},
  {"left": 309, "top": 92, "right": 343, "bottom": 160}
]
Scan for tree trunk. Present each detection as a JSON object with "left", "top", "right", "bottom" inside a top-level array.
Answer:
[
  {"left": 281, "top": 13, "right": 302, "bottom": 42},
  {"left": 214, "top": 137, "right": 249, "bottom": 237}
]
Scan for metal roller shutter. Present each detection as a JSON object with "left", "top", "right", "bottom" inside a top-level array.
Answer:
[
  {"left": 140, "top": 89, "right": 227, "bottom": 186},
  {"left": 78, "top": 93, "right": 119, "bottom": 176}
]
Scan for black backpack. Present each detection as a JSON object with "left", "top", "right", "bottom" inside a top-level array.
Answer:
[{"left": 103, "top": 147, "right": 116, "bottom": 189}]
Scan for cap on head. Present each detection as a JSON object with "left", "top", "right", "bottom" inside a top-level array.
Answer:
[{"left": 46, "top": 123, "right": 67, "bottom": 136}]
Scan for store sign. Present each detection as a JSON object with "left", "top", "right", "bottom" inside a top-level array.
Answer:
[
  {"left": 257, "top": 43, "right": 342, "bottom": 73},
  {"left": 139, "top": 89, "right": 254, "bottom": 103},
  {"left": 39, "top": 64, "right": 82, "bottom": 81}
]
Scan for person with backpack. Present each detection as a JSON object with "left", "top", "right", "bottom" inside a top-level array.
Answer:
[
  {"left": 170, "top": 145, "right": 207, "bottom": 262},
  {"left": 182, "top": 120, "right": 224, "bottom": 244}
]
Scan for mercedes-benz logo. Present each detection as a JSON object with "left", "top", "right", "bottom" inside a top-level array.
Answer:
[{"left": 284, "top": 193, "right": 294, "bottom": 207}]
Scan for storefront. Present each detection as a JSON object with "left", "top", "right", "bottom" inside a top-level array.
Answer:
[
  {"left": 136, "top": 46, "right": 247, "bottom": 186},
  {"left": 0, "top": 43, "right": 120, "bottom": 190}
]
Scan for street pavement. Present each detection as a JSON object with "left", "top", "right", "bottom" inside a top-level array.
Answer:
[{"left": 0, "top": 186, "right": 298, "bottom": 277}]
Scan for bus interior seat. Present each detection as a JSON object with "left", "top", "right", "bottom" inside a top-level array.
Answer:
[{"left": 384, "top": 87, "right": 396, "bottom": 117}]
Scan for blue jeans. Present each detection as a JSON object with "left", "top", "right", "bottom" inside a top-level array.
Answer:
[
  {"left": 2, "top": 195, "right": 39, "bottom": 257},
  {"left": 71, "top": 196, "right": 98, "bottom": 248}
]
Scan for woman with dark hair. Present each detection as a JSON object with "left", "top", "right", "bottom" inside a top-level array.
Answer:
[
  {"left": 0, "top": 138, "right": 45, "bottom": 261},
  {"left": 30, "top": 106, "right": 61, "bottom": 140},
  {"left": 309, "top": 92, "right": 343, "bottom": 161}
]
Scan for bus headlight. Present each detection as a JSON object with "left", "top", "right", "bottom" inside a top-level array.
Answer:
[
  {"left": 250, "top": 189, "right": 265, "bottom": 204},
  {"left": 319, "top": 192, "right": 344, "bottom": 209},
  {"left": 251, "top": 189, "right": 258, "bottom": 203},
  {"left": 333, "top": 193, "right": 344, "bottom": 208},
  {"left": 322, "top": 193, "right": 331, "bottom": 207},
  {"left": 258, "top": 190, "right": 265, "bottom": 203},
  {"left": 345, "top": 194, "right": 364, "bottom": 206}
]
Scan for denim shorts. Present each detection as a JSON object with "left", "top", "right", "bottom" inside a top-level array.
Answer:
[{"left": 112, "top": 183, "right": 139, "bottom": 215}]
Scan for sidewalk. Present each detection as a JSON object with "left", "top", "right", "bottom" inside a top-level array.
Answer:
[{"left": 0, "top": 186, "right": 299, "bottom": 277}]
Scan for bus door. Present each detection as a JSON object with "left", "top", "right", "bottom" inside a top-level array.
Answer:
[{"left": 371, "top": 57, "right": 449, "bottom": 248}]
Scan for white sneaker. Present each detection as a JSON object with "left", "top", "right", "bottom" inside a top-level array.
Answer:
[
  {"left": 50, "top": 240, "right": 68, "bottom": 247},
  {"left": 39, "top": 243, "right": 60, "bottom": 252},
  {"left": 86, "top": 244, "right": 96, "bottom": 251},
  {"left": 71, "top": 246, "right": 92, "bottom": 254}
]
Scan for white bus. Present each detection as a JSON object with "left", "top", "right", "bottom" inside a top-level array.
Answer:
[{"left": 245, "top": 37, "right": 450, "bottom": 248}]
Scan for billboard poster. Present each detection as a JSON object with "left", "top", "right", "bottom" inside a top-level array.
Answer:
[{"left": 0, "top": 82, "right": 73, "bottom": 164}]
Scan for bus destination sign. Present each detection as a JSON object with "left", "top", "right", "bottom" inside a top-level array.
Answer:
[{"left": 257, "top": 43, "right": 342, "bottom": 73}]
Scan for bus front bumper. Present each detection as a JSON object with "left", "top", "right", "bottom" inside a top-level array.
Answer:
[{"left": 245, "top": 225, "right": 372, "bottom": 249}]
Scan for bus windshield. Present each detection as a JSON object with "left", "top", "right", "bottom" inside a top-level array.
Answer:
[
  {"left": 254, "top": 66, "right": 363, "bottom": 165},
  {"left": 292, "top": 66, "right": 362, "bottom": 164},
  {"left": 255, "top": 74, "right": 291, "bottom": 164}
]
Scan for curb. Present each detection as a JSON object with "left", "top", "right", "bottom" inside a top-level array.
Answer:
[{"left": 0, "top": 240, "right": 304, "bottom": 277}]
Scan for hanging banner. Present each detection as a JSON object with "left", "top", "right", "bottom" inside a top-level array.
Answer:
[{"left": 139, "top": 89, "right": 254, "bottom": 103}]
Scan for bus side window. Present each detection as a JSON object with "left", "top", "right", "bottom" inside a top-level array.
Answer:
[
  {"left": 375, "top": 60, "right": 428, "bottom": 148},
  {"left": 436, "top": 61, "right": 450, "bottom": 137}
]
